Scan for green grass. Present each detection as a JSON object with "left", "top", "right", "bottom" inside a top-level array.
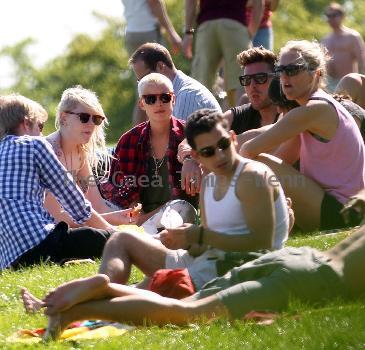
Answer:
[{"left": 1, "top": 230, "right": 365, "bottom": 349}]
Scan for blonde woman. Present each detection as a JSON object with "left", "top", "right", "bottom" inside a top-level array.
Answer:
[
  {"left": 241, "top": 40, "right": 365, "bottom": 232},
  {"left": 45, "top": 86, "right": 139, "bottom": 227}
]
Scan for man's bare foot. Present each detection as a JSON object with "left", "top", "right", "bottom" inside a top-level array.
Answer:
[
  {"left": 21, "top": 288, "right": 45, "bottom": 313},
  {"left": 43, "top": 274, "right": 110, "bottom": 315}
]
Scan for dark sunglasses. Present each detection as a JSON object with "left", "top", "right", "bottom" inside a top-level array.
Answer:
[
  {"left": 197, "top": 137, "right": 231, "bottom": 158},
  {"left": 326, "top": 12, "right": 341, "bottom": 19},
  {"left": 65, "top": 111, "right": 105, "bottom": 126},
  {"left": 239, "top": 72, "right": 275, "bottom": 87},
  {"left": 275, "top": 63, "right": 308, "bottom": 77},
  {"left": 142, "top": 93, "right": 173, "bottom": 105}
]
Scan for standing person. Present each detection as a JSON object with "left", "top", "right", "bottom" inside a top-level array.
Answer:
[
  {"left": 321, "top": 2, "right": 365, "bottom": 92},
  {"left": 100, "top": 73, "right": 197, "bottom": 224},
  {"left": 122, "top": 0, "right": 182, "bottom": 125},
  {"left": 129, "top": 43, "right": 221, "bottom": 125},
  {"left": 246, "top": 0, "right": 279, "bottom": 50},
  {"left": 0, "top": 95, "right": 116, "bottom": 270},
  {"left": 45, "top": 86, "right": 139, "bottom": 227},
  {"left": 240, "top": 40, "right": 365, "bottom": 232},
  {"left": 182, "top": 0, "right": 264, "bottom": 107}
]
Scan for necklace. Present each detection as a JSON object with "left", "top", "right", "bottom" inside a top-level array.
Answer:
[{"left": 152, "top": 155, "right": 166, "bottom": 177}]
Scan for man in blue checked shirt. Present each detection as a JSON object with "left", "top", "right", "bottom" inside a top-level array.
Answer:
[{"left": 0, "top": 94, "right": 116, "bottom": 270}]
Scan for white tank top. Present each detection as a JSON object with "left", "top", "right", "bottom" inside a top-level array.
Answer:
[
  {"left": 122, "top": 0, "right": 158, "bottom": 33},
  {"left": 204, "top": 159, "right": 289, "bottom": 249}
]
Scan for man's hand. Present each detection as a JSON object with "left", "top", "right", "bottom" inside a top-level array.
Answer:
[
  {"left": 341, "top": 190, "right": 365, "bottom": 225},
  {"left": 159, "top": 223, "right": 199, "bottom": 249},
  {"left": 181, "top": 158, "right": 202, "bottom": 196},
  {"left": 182, "top": 34, "right": 193, "bottom": 59}
]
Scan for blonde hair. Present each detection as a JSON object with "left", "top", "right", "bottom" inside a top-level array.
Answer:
[
  {"left": 56, "top": 85, "right": 110, "bottom": 177},
  {"left": 0, "top": 94, "right": 47, "bottom": 140},
  {"left": 279, "top": 40, "right": 331, "bottom": 88},
  {"left": 138, "top": 72, "right": 173, "bottom": 97}
]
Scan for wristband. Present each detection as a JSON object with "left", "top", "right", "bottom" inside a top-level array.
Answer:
[
  {"left": 198, "top": 225, "right": 204, "bottom": 245},
  {"left": 185, "top": 29, "right": 195, "bottom": 35}
]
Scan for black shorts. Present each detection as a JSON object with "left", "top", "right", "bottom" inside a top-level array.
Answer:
[
  {"left": 11, "top": 222, "right": 112, "bottom": 269},
  {"left": 320, "top": 192, "right": 361, "bottom": 231}
]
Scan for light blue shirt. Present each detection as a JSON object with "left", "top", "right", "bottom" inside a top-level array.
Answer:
[
  {"left": 172, "top": 70, "right": 222, "bottom": 121},
  {"left": 0, "top": 135, "right": 91, "bottom": 269}
]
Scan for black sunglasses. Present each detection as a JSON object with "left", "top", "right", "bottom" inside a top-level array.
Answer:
[
  {"left": 326, "top": 12, "right": 341, "bottom": 19},
  {"left": 239, "top": 72, "right": 275, "bottom": 87},
  {"left": 142, "top": 93, "right": 173, "bottom": 105},
  {"left": 197, "top": 137, "right": 231, "bottom": 158},
  {"left": 65, "top": 111, "right": 105, "bottom": 126},
  {"left": 275, "top": 63, "right": 308, "bottom": 77}
]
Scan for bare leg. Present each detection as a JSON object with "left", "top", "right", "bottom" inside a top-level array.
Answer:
[
  {"left": 43, "top": 274, "right": 110, "bottom": 315},
  {"left": 21, "top": 288, "right": 45, "bottom": 313},
  {"left": 44, "top": 294, "right": 227, "bottom": 341},
  {"left": 98, "top": 230, "right": 169, "bottom": 284},
  {"left": 257, "top": 154, "right": 324, "bottom": 232}
]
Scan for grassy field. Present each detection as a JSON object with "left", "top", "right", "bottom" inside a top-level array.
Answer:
[{"left": 1, "top": 229, "right": 365, "bottom": 349}]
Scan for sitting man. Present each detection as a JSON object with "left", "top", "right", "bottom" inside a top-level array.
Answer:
[
  {"left": 100, "top": 73, "right": 197, "bottom": 224},
  {"left": 129, "top": 42, "right": 222, "bottom": 124},
  {"left": 97, "top": 108, "right": 289, "bottom": 291},
  {"left": 0, "top": 94, "right": 116, "bottom": 270}
]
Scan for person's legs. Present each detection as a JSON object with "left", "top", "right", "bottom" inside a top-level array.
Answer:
[
  {"left": 219, "top": 19, "right": 250, "bottom": 107},
  {"left": 191, "top": 20, "right": 222, "bottom": 91},
  {"left": 256, "top": 154, "right": 324, "bottom": 232},
  {"left": 98, "top": 230, "right": 169, "bottom": 284},
  {"left": 44, "top": 293, "right": 227, "bottom": 340}
]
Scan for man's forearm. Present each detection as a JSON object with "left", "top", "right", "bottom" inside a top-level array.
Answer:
[
  {"left": 147, "top": 0, "right": 177, "bottom": 36},
  {"left": 248, "top": 0, "right": 264, "bottom": 37},
  {"left": 184, "top": 0, "right": 198, "bottom": 31}
]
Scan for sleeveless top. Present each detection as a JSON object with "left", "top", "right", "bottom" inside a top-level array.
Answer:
[
  {"left": 204, "top": 158, "right": 289, "bottom": 250},
  {"left": 300, "top": 90, "right": 365, "bottom": 204}
]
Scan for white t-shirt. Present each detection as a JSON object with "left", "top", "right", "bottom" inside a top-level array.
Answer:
[{"left": 122, "top": 0, "right": 158, "bottom": 32}]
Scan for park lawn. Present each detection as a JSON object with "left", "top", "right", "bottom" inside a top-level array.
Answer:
[{"left": 0, "top": 229, "right": 364, "bottom": 349}]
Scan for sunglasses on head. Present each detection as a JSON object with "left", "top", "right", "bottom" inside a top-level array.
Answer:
[
  {"left": 65, "top": 111, "right": 105, "bottom": 126},
  {"left": 275, "top": 63, "right": 308, "bottom": 77},
  {"left": 197, "top": 137, "right": 231, "bottom": 158},
  {"left": 239, "top": 72, "right": 275, "bottom": 87},
  {"left": 142, "top": 93, "right": 173, "bottom": 105}
]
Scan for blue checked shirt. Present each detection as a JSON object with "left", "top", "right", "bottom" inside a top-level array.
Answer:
[
  {"left": 172, "top": 70, "right": 222, "bottom": 121},
  {"left": 0, "top": 135, "right": 92, "bottom": 269}
]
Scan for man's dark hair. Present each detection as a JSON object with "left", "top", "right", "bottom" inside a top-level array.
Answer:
[
  {"left": 268, "top": 77, "right": 300, "bottom": 110},
  {"left": 128, "top": 43, "right": 174, "bottom": 71},
  {"left": 185, "top": 109, "right": 229, "bottom": 150},
  {"left": 237, "top": 46, "right": 277, "bottom": 71}
]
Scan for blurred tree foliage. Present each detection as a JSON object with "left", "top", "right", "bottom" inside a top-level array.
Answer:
[{"left": 1, "top": 0, "right": 365, "bottom": 143}]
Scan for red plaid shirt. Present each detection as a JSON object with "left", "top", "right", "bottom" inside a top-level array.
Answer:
[{"left": 100, "top": 117, "right": 185, "bottom": 208}]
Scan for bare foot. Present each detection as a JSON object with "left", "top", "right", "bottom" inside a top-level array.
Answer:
[
  {"left": 43, "top": 274, "right": 110, "bottom": 315},
  {"left": 20, "top": 288, "right": 45, "bottom": 313}
]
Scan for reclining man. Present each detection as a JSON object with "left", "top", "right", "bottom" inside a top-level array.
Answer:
[
  {"left": 22, "top": 152, "right": 365, "bottom": 341},
  {"left": 0, "top": 94, "right": 116, "bottom": 270},
  {"left": 22, "top": 108, "right": 290, "bottom": 318}
]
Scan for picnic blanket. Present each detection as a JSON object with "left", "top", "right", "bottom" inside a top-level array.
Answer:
[{"left": 6, "top": 320, "right": 135, "bottom": 344}]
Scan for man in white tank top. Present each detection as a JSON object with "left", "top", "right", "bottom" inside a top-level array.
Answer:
[{"left": 159, "top": 109, "right": 290, "bottom": 289}]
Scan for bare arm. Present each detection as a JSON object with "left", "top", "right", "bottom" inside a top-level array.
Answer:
[
  {"left": 272, "top": 135, "right": 301, "bottom": 165},
  {"left": 352, "top": 34, "right": 365, "bottom": 74},
  {"left": 147, "top": 0, "right": 182, "bottom": 54},
  {"left": 247, "top": 0, "right": 264, "bottom": 38},
  {"left": 182, "top": 0, "right": 198, "bottom": 59},
  {"left": 240, "top": 103, "right": 337, "bottom": 159}
]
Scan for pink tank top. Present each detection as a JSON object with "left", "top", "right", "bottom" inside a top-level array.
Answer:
[{"left": 300, "top": 90, "right": 365, "bottom": 203}]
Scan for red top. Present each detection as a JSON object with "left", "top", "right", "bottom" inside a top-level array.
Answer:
[{"left": 197, "top": 0, "right": 248, "bottom": 27}]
